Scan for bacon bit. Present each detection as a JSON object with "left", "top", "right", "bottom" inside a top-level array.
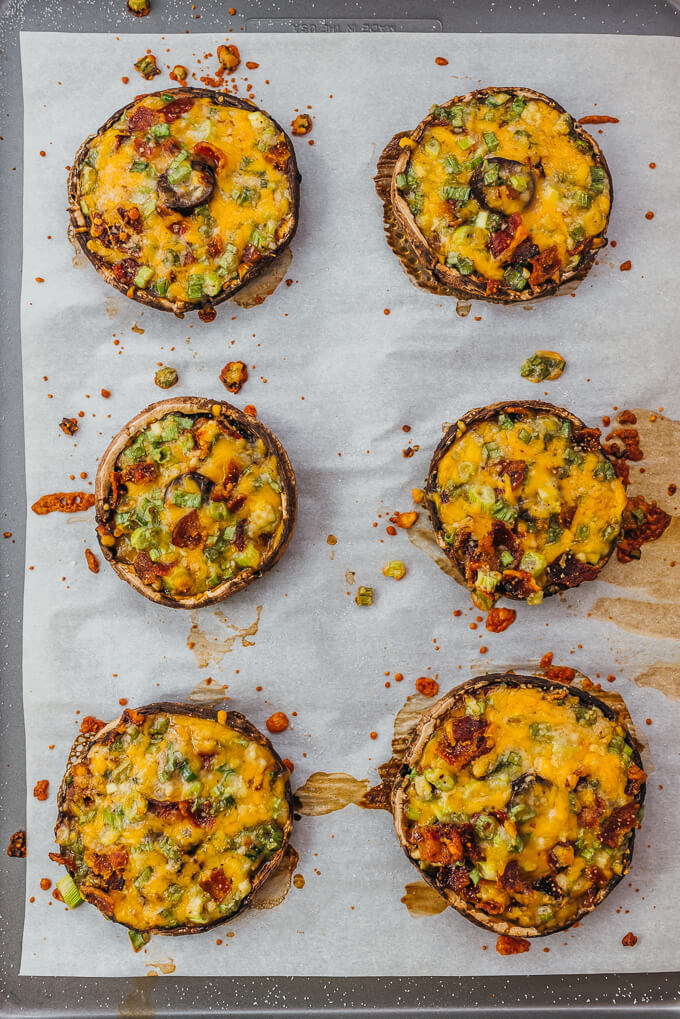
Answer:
[
  {"left": 291, "top": 113, "right": 312, "bottom": 136},
  {"left": 497, "top": 460, "right": 526, "bottom": 490},
  {"left": 490, "top": 213, "right": 526, "bottom": 261},
  {"left": 170, "top": 64, "right": 188, "bottom": 83},
  {"left": 435, "top": 56, "right": 449, "bottom": 65},
  {"left": 245, "top": 60, "right": 259, "bottom": 69},
  {"left": 496, "top": 934, "right": 530, "bottom": 956},
  {"left": 163, "top": 96, "right": 195, "bottom": 123},
  {"left": 121, "top": 461, "right": 158, "bottom": 484},
  {"left": 546, "top": 553, "right": 599, "bottom": 589},
  {"left": 3, "top": 532, "right": 12, "bottom": 539},
  {"left": 121, "top": 76, "right": 129, "bottom": 84},
  {"left": 7, "top": 831, "right": 26, "bottom": 858},
  {"left": 529, "top": 245, "right": 561, "bottom": 288},
  {"left": 85, "top": 548, "right": 99, "bottom": 574},
  {"left": 282, "top": 757, "right": 294, "bottom": 773},
  {"left": 193, "top": 141, "right": 226, "bottom": 169},
  {"left": 619, "top": 260, "right": 632, "bottom": 271},
  {"left": 415, "top": 677, "right": 439, "bottom": 698},
  {"left": 100, "top": 388, "right": 111, "bottom": 399},
  {"left": 578, "top": 795, "right": 607, "bottom": 828},
  {"left": 369, "top": 731, "right": 378, "bottom": 740},
  {"left": 386, "top": 525, "right": 397, "bottom": 536},
  {"left": 486, "top": 607, "right": 516, "bottom": 633},
  {"left": 414, "top": 824, "right": 463, "bottom": 865},
  {"left": 626, "top": 762, "right": 647, "bottom": 796},
  {"left": 600, "top": 802, "right": 641, "bottom": 847},
  {"left": 199, "top": 867, "right": 232, "bottom": 903},
  {"left": 395, "top": 672, "right": 404, "bottom": 682},
  {"left": 622, "top": 931, "right": 638, "bottom": 947},
  {"left": 391, "top": 511, "right": 417, "bottom": 529},
  {"left": 52, "top": 886, "right": 64, "bottom": 902},
  {"left": 266, "top": 711, "right": 289, "bottom": 734},
  {"left": 80, "top": 715, "right": 104, "bottom": 735},
  {"left": 59, "top": 417, "right": 78, "bottom": 436},
  {"left": 616, "top": 496, "right": 671, "bottom": 563},
  {"left": 33, "top": 779, "right": 49, "bottom": 801},
  {"left": 437, "top": 716, "right": 490, "bottom": 770},
  {"left": 577, "top": 115, "right": 619, "bottom": 125},
  {"left": 220, "top": 361, "right": 248, "bottom": 393},
  {"left": 229, "top": 6, "right": 236, "bottom": 13},
  {"left": 171, "top": 509, "right": 205, "bottom": 550},
  {"left": 243, "top": 404, "right": 257, "bottom": 417},
  {"left": 645, "top": 211, "right": 654, "bottom": 220},
  {"left": 217, "top": 43, "right": 240, "bottom": 71},
  {"left": 604, "top": 427, "right": 643, "bottom": 462},
  {"left": 40, "top": 877, "right": 52, "bottom": 891},
  {"left": 32, "top": 492, "right": 94, "bottom": 515},
  {"left": 617, "top": 409, "right": 637, "bottom": 425},
  {"left": 35, "top": 276, "right": 45, "bottom": 282}
]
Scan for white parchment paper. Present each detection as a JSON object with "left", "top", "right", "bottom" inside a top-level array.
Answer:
[{"left": 19, "top": 31, "right": 680, "bottom": 977}]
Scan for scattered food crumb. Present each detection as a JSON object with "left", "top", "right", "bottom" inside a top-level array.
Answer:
[{"left": 266, "top": 711, "right": 289, "bottom": 734}]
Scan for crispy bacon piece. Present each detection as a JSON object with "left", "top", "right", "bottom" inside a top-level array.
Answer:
[
  {"left": 127, "top": 105, "right": 160, "bottom": 132},
  {"left": 600, "top": 802, "right": 640, "bottom": 847},
  {"left": 604, "top": 428, "right": 643, "bottom": 462},
  {"left": 184, "top": 800, "right": 215, "bottom": 829},
  {"left": 497, "top": 459, "right": 526, "bottom": 490},
  {"left": 114, "top": 132, "right": 130, "bottom": 151},
  {"left": 612, "top": 460, "right": 630, "bottom": 486},
  {"left": 112, "top": 258, "right": 141, "bottom": 286},
  {"left": 80, "top": 715, "right": 104, "bottom": 735},
  {"left": 264, "top": 139, "right": 290, "bottom": 172},
  {"left": 578, "top": 115, "right": 619, "bottom": 125},
  {"left": 572, "top": 427, "right": 601, "bottom": 451},
  {"left": 211, "top": 460, "right": 241, "bottom": 503},
  {"left": 232, "top": 518, "right": 246, "bottom": 551},
  {"left": 577, "top": 795, "right": 607, "bottom": 828},
  {"left": 86, "top": 847, "right": 129, "bottom": 880},
  {"left": 477, "top": 895, "right": 506, "bottom": 916},
  {"left": 501, "top": 569, "right": 538, "bottom": 599},
  {"left": 486, "top": 279, "right": 501, "bottom": 297},
  {"left": 498, "top": 859, "right": 528, "bottom": 894},
  {"left": 616, "top": 496, "right": 671, "bottom": 563},
  {"left": 109, "top": 471, "right": 122, "bottom": 508},
  {"left": 33, "top": 779, "right": 49, "bottom": 801},
  {"left": 31, "top": 492, "right": 95, "bottom": 515},
  {"left": 220, "top": 361, "right": 249, "bottom": 394},
  {"left": 583, "top": 863, "right": 608, "bottom": 906},
  {"left": 510, "top": 237, "right": 539, "bottom": 265},
  {"left": 626, "top": 762, "right": 647, "bottom": 796},
  {"left": 193, "top": 141, "right": 226, "bottom": 168},
  {"left": 546, "top": 553, "right": 600, "bottom": 588},
  {"left": 199, "top": 867, "right": 232, "bottom": 903},
  {"left": 489, "top": 213, "right": 528, "bottom": 262},
  {"left": 413, "top": 824, "right": 464, "bottom": 866},
  {"left": 171, "top": 509, "right": 205, "bottom": 550},
  {"left": 543, "top": 665, "right": 576, "bottom": 685},
  {"left": 529, "top": 245, "right": 561, "bottom": 288},
  {"left": 485, "top": 607, "right": 516, "bottom": 633},
  {"left": 133, "top": 136, "right": 156, "bottom": 158},
  {"left": 120, "top": 461, "right": 157, "bottom": 484},
  {"left": 241, "top": 243, "right": 261, "bottom": 265},
  {"left": 7, "top": 831, "right": 27, "bottom": 858},
  {"left": 117, "top": 205, "right": 143, "bottom": 235},
  {"left": 80, "top": 884, "right": 114, "bottom": 916},
  {"left": 440, "top": 863, "right": 473, "bottom": 896},
  {"left": 206, "top": 237, "right": 224, "bottom": 258},
  {"left": 134, "top": 551, "right": 173, "bottom": 585},
  {"left": 437, "top": 716, "right": 490, "bottom": 771},
  {"left": 169, "top": 217, "right": 189, "bottom": 236},
  {"left": 496, "top": 934, "right": 530, "bottom": 955},
  {"left": 59, "top": 417, "right": 79, "bottom": 436},
  {"left": 548, "top": 841, "right": 575, "bottom": 871},
  {"left": 163, "top": 96, "right": 195, "bottom": 122},
  {"left": 192, "top": 416, "right": 216, "bottom": 458},
  {"left": 622, "top": 931, "right": 638, "bottom": 947}
]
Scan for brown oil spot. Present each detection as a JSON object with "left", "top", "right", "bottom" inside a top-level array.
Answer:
[
  {"left": 455, "top": 299, "right": 472, "bottom": 318},
  {"left": 146, "top": 957, "right": 175, "bottom": 975},
  {"left": 401, "top": 880, "right": 448, "bottom": 917},
  {"left": 67, "top": 224, "right": 87, "bottom": 271},
  {"left": 131, "top": 322, "right": 145, "bottom": 335},
  {"left": 187, "top": 605, "right": 263, "bottom": 669},
  {"left": 294, "top": 773, "right": 369, "bottom": 816},
  {"left": 632, "top": 663, "right": 680, "bottom": 702},
  {"left": 345, "top": 569, "right": 356, "bottom": 585},
  {"left": 188, "top": 677, "right": 228, "bottom": 705},
  {"left": 293, "top": 873, "right": 305, "bottom": 889},
  {"left": 359, "top": 693, "right": 434, "bottom": 811},
  {"left": 250, "top": 844, "right": 298, "bottom": 910},
  {"left": 590, "top": 594, "right": 678, "bottom": 642},
  {"left": 231, "top": 248, "right": 292, "bottom": 309},
  {"left": 104, "top": 296, "right": 122, "bottom": 320},
  {"left": 118, "top": 973, "right": 158, "bottom": 1016}
]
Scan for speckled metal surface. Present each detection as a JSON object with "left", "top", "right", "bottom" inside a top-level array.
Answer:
[{"left": 1, "top": 0, "right": 679, "bottom": 1015}]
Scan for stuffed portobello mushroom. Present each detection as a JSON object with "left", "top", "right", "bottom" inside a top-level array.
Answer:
[
  {"left": 426, "top": 401, "right": 627, "bottom": 609},
  {"left": 385, "top": 87, "right": 611, "bottom": 303},
  {"left": 392, "top": 674, "right": 646, "bottom": 937},
  {"left": 68, "top": 88, "right": 300, "bottom": 317},
  {"left": 95, "top": 397, "right": 297, "bottom": 608},
  {"left": 50, "top": 703, "right": 292, "bottom": 939}
]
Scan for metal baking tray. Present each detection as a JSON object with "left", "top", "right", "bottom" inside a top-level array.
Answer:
[{"left": 1, "top": 0, "right": 679, "bottom": 1014}]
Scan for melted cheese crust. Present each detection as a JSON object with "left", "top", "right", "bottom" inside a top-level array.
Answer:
[
  {"left": 404, "top": 684, "right": 639, "bottom": 930},
  {"left": 56, "top": 712, "right": 289, "bottom": 931},
  {"left": 430, "top": 410, "right": 627, "bottom": 607},
  {"left": 79, "top": 94, "right": 293, "bottom": 304},
  {"left": 402, "top": 93, "right": 610, "bottom": 287},
  {"left": 110, "top": 412, "right": 284, "bottom": 598}
]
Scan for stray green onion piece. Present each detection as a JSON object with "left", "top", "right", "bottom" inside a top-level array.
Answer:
[
  {"left": 129, "top": 929, "right": 151, "bottom": 952},
  {"left": 520, "top": 351, "right": 566, "bottom": 383},
  {"left": 382, "top": 561, "right": 406, "bottom": 581},
  {"left": 56, "top": 874, "right": 83, "bottom": 910},
  {"left": 154, "top": 366, "right": 178, "bottom": 389},
  {"left": 356, "top": 586, "right": 373, "bottom": 606}
]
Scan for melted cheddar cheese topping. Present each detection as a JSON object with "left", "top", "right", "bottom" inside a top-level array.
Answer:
[
  {"left": 55, "top": 711, "right": 289, "bottom": 931},
  {"left": 78, "top": 93, "right": 293, "bottom": 305},
  {"left": 107, "top": 411, "right": 284, "bottom": 599},
  {"left": 429, "top": 409, "right": 627, "bottom": 609},
  {"left": 404, "top": 683, "right": 643, "bottom": 931},
  {"left": 400, "top": 91, "right": 610, "bottom": 292}
]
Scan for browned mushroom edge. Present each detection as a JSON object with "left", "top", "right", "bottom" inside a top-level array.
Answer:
[
  {"left": 94, "top": 397, "right": 297, "bottom": 608},
  {"left": 391, "top": 673, "right": 644, "bottom": 938},
  {"left": 425, "top": 399, "right": 622, "bottom": 600},
  {"left": 388, "top": 87, "right": 612, "bottom": 305},
  {"left": 67, "top": 87, "right": 301, "bottom": 317},
  {"left": 54, "top": 702, "right": 293, "bottom": 936}
]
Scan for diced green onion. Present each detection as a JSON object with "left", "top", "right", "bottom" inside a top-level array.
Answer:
[
  {"left": 440, "top": 184, "right": 471, "bottom": 203},
  {"left": 442, "top": 153, "right": 461, "bottom": 174},
  {"left": 151, "top": 278, "right": 169, "bottom": 298},
  {"left": 607, "top": 734, "right": 625, "bottom": 755},
  {"left": 546, "top": 520, "right": 563, "bottom": 544},
  {"left": 499, "top": 550, "right": 515, "bottom": 568},
  {"left": 492, "top": 501, "right": 517, "bottom": 524},
  {"left": 395, "top": 172, "right": 407, "bottom": 190},
  {"left": 483, "top": 131, "right": 499, "bottom": 151},
  {"left": 518, "top": 427, "right": 532, "bottom": 444},
  {"left": 383, "top": 560, "right": 406, "bottom": 580},
  {"left": 457, "top": 461, "right": 476, "bottom": 482},
  {"left": 529, "top": 722, "right": 552, "bottom": 741},
  {"left": 167, "top": 154, "right": 191, "bottom": 185},
  {"left": 129, "top": 930, "right": 150, "bottom": 952},
  {"left": 448, "top": 106, "right": 464, "bottom": 128},
  {"left": 186, "top": 274, "right": 204, "bottom": 301},
  {"left": 569, "top": 223, "right": 586, "bottom": 243},
  {"left": 503, "top": 266, "right": 528, "bottom": 291},
  {"left": 594, "top": 460, "right": 616, "bottom": 481},
  {"left": 483, "top": 163, "right": 499, "bottom": 186},
  {"left": 446, "top": 253, "right": 474, "bottom": 275},
  {"left": 355, "top": 586, "right": 373, "bottom": 606},
  {"left": 150, "top": 123, "right": 170, "bottom": 139},
  {"left": 475, "top": 568, "right": 501, "bottom": 593},
  {"left": 575, "top": 524, "right": 590, "bottom": 541},
  {"left": 134, "top": 866, "right": 153, "bottom": 891},
  {"left": 172, "top": 489, "right": 202, "bottom": 509},
  {"left": 468, "top": 484, "right": 496, "bottom": 513},
  {"left": 475, "top": 210, "right": 489, "bottom": 229},
  {"left": 203, "top": 270, "right": 222, "bottom": 297},
  {"left": 133, "top": 266, "right": 153, "bottom": 289},
  {"left": 424, "top": 137, "right": 441, "bottom": 156},
  {"left": 56, "top": 874, "right": 83, "bottom": 909},
  {"left": 497, "top": 412, "right": 513, "bottom": 430},
  {"left": 574, "top": 190, "right": 593, "bottom": 209},
  {"left": 510, "top": 175, "right": 527, "bottom": 192},
  {"left": 507, "top": 97, "right": 526, "bottom": 119},
  {"left": 486, "top": 92, "right": 510, "bottom": 107},
  {"left": 468, "top": 867, "right": 481, "bottom": 886},
  {"left": 457, "top": 136, "right": 472, "bottom": 151},
  {"left": 474, "top": 813, "right": 497, "bottom": 840},
  {"left": 130, "top": 159, "right": 149, "bottom": 173},
  {"left": 590, "top": 166, "right": 606, "bottom": 194},
  {"left": 141, "top": 198, "right": 156, "bottom": 219},
  {"left": 520, "top": 551, "right": 546, "bottom": 576},
  {"left": 483, "top": 441, "right": 502, "bottom": 461},
  {"left": 526, "top": 590, "right": 544, "bottom": 605},
  {"left": 574, "top": 704, "right": 597, "bottom": 726}
]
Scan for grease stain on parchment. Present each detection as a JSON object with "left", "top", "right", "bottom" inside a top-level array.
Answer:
[
  {"left": 188, "top": 677, "right": 229, "bottom": 705},
  {"left": 455, "top": 299, "right": 471, "bottom": 318},
  {"left": 231, "top": 248, "right": 292, "bottom": 309},
  {"left": 146, "top": 958, "right": 176, "bottom": 976},
  {"left": 407, "top": 513, "right": 461, "bottom": 583},
  {"left": 633, "top": 662, "right": 680, "bottom": 701},
  {"left": 67, "top": 224, "right": 87, "bottom": 270},
  {"left": 187, "top": 605, "right": 263, "bottom": 668},
  {"left": 345, "top": 569, "right": 356, "bottom": 586},
  {"left": 294, "top": 773, "right": 369, "bottom": 816},
  {"left": 360, "top": 693, "right": 434, "bottom": 812},
  {"left": 401, "top": 880, "right": 448, "bottom": 917},
  {"left": 250, "top": 844, "right": 299, "bottom": 910},
  {"left": 119, "top": 973, "right": 157, "bottom": 1017},
  {"left": 104, "top": 296, "right": 122, "bottom": 320}
]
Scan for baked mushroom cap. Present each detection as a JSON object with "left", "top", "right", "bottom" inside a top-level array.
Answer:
[
  {"left": 68, "top": 88, "right": 300, "bottom": 317},
  {"left": 392, "top": 674, "right": 645, "bottom": 937},
  {"left": 388, "top": 87, "right": 612, "bottom": 304},
  {"left": 95, "top": 397, "right": 297, "bottom": 608},
  {"left": 52, "top": 702, "right": 293, "bottom": 936},
  {"left": 425, "top": 400, "right": 627, "bottom": 608}
]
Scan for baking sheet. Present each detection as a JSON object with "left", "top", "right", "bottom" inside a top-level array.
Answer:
[{"left": 18, "top": 30, "right": 680, "bottom": 978}]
